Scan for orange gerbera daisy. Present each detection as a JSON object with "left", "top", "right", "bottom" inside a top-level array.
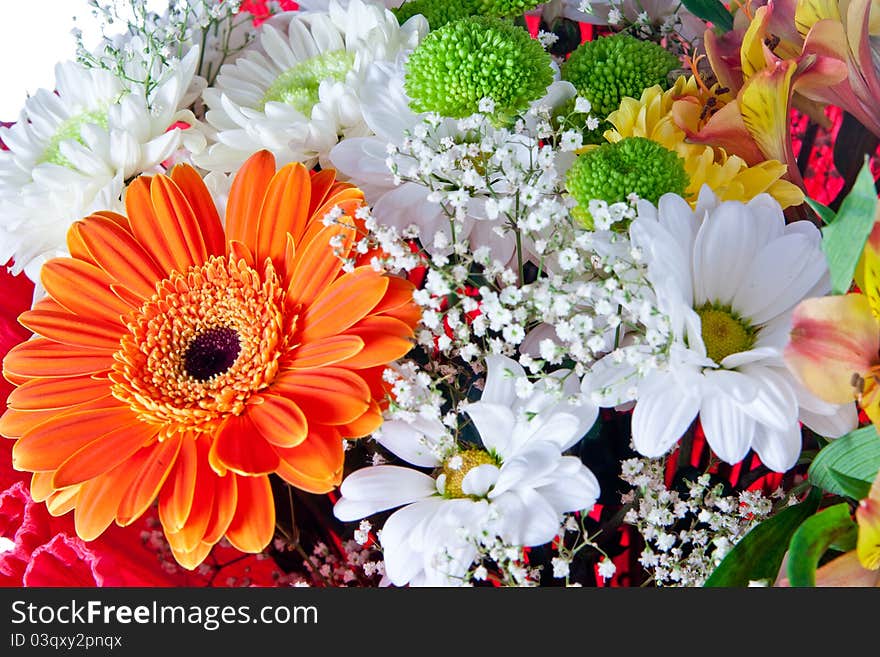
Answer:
[{"left": 0, "top": 150, "right": 420, "bottom": 569}]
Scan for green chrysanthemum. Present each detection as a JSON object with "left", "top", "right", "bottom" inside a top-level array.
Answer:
[
  {"left": 561, "top": 34, "right": 680, "bottom": 121},
  {"left": 404, "top": 16, "right": 554, "bottom": 119},
  {"left": 565, "top": 137, "right": 688, "bottom": 226},
  {"left": 394, "top": 0, "right": 542, "bottom": 30}
]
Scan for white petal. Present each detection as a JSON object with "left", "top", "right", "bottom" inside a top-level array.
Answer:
[
  {"left": 534, "top": 457, "right": 600, "bottom": 514},
  {"left": 334, "top": 466, "right": 437, "bottom": 521},
  {"left": 631, "top": 372, "right": 701, "bottom": 457},
  {"left": 490, "top": 441, "right": 560, "bottom": 498},
  {"left": 380, "top": 498, "right": 445, "bottom": 586},
  {"left": 374, "top": 418, "right": 444, "bottom": 467},
  {"left": 481, "top": 354, "right": 525, "bottom": 405},
  {"left": 702, "top": 368, "right": 759, "bottom": 404},
  {"left": 738, "top": 365, "right": 799, "bottom": 432},
  {"left": 751, "top": 422, "right": 802, "bottom": 472},
  {"left": 700, "top": 393, "right": 756, "bottom": 464},
  {"left": 461, "top": 464, "right": 501, "bottom": 497},
  {"left": 463, "top": 402, "right": 516, "bottom": 455},
  {"left": 492, "top": 488, "right": 560, "bottom": 547},
  {"left": 732, "top": 233, "right": 828, "bottom": 324},
  {"left": 692, "top": 201, "right": 755, "bottom": 306}
]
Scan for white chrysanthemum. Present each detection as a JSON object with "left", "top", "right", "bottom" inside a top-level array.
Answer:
[
  {"left": 194, "top": 0, "right": 428, "bottom": 171},
  {"left": 589, "top": 188, "right": 857, "bottom": 472},
  {"left": 329, "top": 60, "right": 575, "bottom": 265},
  {"left": 334, "top": 355, "right": 600, "bottom": 586},
  {"left": 0, "top": 48, "right": 204, "bottom": 279}
]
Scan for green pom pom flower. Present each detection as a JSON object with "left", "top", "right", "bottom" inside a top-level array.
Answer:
[
  {"left": 404, "top": 17, "right": 554, "bottom": 119},
  {"left": 565, "top": 137, "right": 688, "bottom": 226},
  {"left": 561, "top": 34, "right": 680, "bottom": 121},
  {"left": 394, "top": 0, "right": 542, "bottom": 30}
]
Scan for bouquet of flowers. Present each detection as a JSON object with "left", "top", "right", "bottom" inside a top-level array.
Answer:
[{"left": 1, "top": 0, "right": 878, "bottom": 588}]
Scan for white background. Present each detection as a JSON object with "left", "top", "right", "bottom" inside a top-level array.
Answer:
[{"left": 0, "top": 0, "right": 166, "bottom": 121}]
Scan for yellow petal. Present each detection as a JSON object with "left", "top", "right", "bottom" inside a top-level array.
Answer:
[{"left": 857, "top": 471, "right": 880, "bottom": 570}]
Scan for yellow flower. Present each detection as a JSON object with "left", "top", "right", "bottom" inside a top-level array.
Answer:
[{"left": 598, "top": 78, "right": 805, "bottom": 209}]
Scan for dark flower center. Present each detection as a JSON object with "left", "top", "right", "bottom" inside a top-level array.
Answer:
[{"left": 183, "top": 327, "right": 242, "bottom": 381}]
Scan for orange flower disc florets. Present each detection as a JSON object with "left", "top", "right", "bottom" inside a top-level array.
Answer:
[{"left": 111, "top": 255, "right": 287, "bottom": 431}]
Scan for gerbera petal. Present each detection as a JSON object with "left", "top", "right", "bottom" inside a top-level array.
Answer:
[
  {"left": 125, "top": 176, "right": 182, "bottom": 279},
  {"left": 18, "top": 310, "right": 122, "bottom": 350},
  {"left": 73, "top": 467, "right": 129, "bottom": 541},
  {"left": 164, "top": 437, "right": 217, "bottom": 552},
  {"left": 0, "top": 408, "right": 57, "bottom": 439},
  {"left": 248, "top": 394, "right": 309, "bottom": 448},
  {"left": 147, "top": 175, "right": 209, "bottom": 272},
  {"left": 299, "top": 267, "right": 389, "bottom": 341},
  {"left": 6, "top": 375, "right": 108, "bottom": 411},
  {"left": 255, "top": 162, "right": 311, "bottom": 268},
  {"left": 272, "top": 368, "right": 370, "bottom": 425},
  {"left": 168, "top": 542, "right": 213, "bottom": 572},
  {"left": 338, "top": 316, "right": 414, "bottom": 368},
  {"left": 274, "top": 425, "right": 344, "bottom": 482},
  {"left": 3, "top": 339, "right": 113, "bottom": 379},
  {"left": 202, "top": 472, "right": 237, "bottom": 545},
  {"left": 785, "top": 294, "right": 880, "bottom": 404},
  {"left": 116, "top": 433, "right": 183, "bottom": 526},
  {"left": 45, "top": 486, "right": 80, "bottom": 517},
  {"left": 285, "top": 335, "right": 365, "bottom": 369},
  {"left": 286, "top": 221, "right": 356, "bottom": 307},
  {"left": 338, "top": 399, "right": 383, "bottom": 438},
  {"left": 52, "top": 420, "right": 161, "bottom": 489},
  {"left": 41, "top": 258, "right": 134, "bottom": 322},
  {"left": 224, "top": 474, "right": 274, "bottom": 553},
  {"left": 71, "top": 217, "right": 166, "bottom": 300},
  {"left": 212, "top": 413, "right": 280, "bottom": 476},
  {"left": 169, "top": 164, "right": 225, "bottom": 257},
  {"left": 158, "top": 435, "right": 199, "bottom": 532},
  {"left": 11, "top": 399, "right": 126, "bottom": 470},
  {"left": 306, "top": 168, "right": 339, "bottom": 220},
  {"left": 225, "top": 150, "right": 276, "bottom": 248}
]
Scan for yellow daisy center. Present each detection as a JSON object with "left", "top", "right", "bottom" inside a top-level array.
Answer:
[
  {"left": 696, "top": 303, "right": 755, "bottom": 364},
  {"left": 441, "top": 449, "right": 498, "bottom": 499},
  {"left": 110, "top": 255, "right": 288, "bottom": 432}
]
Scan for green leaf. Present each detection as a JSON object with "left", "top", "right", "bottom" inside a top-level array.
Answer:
[
  {"left": 704, "top": 489, "right": 821, "bottom": 587},
  {"left": 805, "top": 197, "right": 836, "bottom": 225},
  {"left": 787, "top": 503, "right": 857, "bottom": 587},
  {"left": 827, "top": 470, "right": 873, "bottom": 500},
  {"left": 808, "top": 425, "right": 880, "bottom": 499},
  {"left": 679, "top": 0, "right": 734, "bottom": 32},
  {"left": 820, "top": 158, "right": 879, "bottom": 293}
]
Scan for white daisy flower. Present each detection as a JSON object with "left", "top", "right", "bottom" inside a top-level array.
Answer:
[
  {"left": 328, "top": 60, "right": 576, "bottom": 265},
  {"left": 0, "top": 48, "right": 204, "bottom": 279},
  {"left": 590, "top": 188, "right": 857, "bottom": 472},
  {"left": 194, "top": 0, "right": 428, "bottom": 172},
  {"left": 334, "top": 355, "right": 600, "bottom": 586}
]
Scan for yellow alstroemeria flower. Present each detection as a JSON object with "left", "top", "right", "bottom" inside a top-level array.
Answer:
[
  {"left": 597, "top": 77, "right": 805, "bottom": 209},
  {"left": 703, "top": 2, "right": 849, "bottom": 187}
]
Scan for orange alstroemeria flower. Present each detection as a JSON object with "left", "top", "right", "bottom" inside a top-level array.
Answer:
[
  {"left": 0, "top": 150, "right": 420, "bottom": 569},
  {"left": 785, "top": 222, "right": 880, "bottom": 425}
]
